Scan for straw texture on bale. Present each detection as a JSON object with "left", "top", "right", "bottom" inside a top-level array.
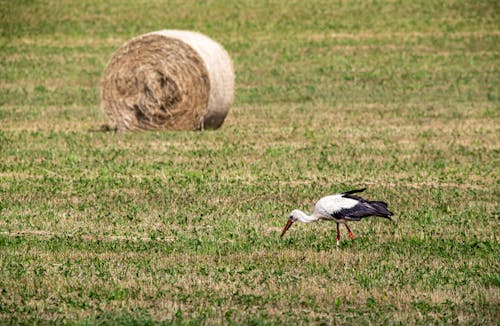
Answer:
[{"left": 101, "top": 30, "right": 234, "bottom": 131}]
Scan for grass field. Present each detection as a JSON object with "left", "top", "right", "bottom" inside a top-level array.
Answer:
[{"left": 1, "top": 0, "right": 499, "bottom": 324}]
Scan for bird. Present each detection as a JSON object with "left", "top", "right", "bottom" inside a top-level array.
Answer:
[{"left": 280, "top": 188, "right": 393, "bottom": 246}]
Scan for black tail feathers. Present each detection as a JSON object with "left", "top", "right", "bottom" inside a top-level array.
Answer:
[
  {"left": 369, "top": 201, "right": 394, "bottom": 221},
  {"left": 342, "top": 188, "right": 367, "bottom": 195}
]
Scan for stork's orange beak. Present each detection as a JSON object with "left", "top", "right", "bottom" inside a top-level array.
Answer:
[{"left": 280, "top": 219, "right": 294, "bottom": 238}]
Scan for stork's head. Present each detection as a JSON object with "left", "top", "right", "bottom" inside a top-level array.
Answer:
[{"left": 280, "top": 210, "right": 301, "bottom": 238}]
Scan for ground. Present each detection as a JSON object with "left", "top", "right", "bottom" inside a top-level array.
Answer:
[{"left": 0, "top": 0, "right": 498, "bottom": 324}]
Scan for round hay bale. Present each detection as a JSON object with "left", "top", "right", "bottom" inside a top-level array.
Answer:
[{"left": 101, "top": 30, "right": 234, "bottom": 131}]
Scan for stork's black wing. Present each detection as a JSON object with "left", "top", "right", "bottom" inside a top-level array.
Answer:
[
  {"left": 332, "top": 201, "right": 393, "bottom": 221},
  {"left": 341, "top": 188, "right": 367, "bottom": 196}
]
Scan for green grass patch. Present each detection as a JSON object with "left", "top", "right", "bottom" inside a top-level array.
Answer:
[{"left": 0, "top": 0, "right": 499, "bottom": 324}]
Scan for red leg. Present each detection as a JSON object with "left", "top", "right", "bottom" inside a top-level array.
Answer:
[
  {"left": 345, "top": 224, "right": 354, "bottom": 239},
  {"left": 336, "top": 223, "right": 340, "bottom": 246}
]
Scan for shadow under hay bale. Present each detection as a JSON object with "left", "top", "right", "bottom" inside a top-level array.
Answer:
[{"left": 101, "top": 30, "right": 234, "bottom": 131}]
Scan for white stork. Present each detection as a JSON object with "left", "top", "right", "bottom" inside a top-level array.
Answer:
[{"left": 280, "top": 188, "right": 393, "bottom": 246}]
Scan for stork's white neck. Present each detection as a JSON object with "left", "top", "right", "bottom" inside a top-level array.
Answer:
[{"left": 293, "top": 210, "right": 318, "bottom": 223}]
